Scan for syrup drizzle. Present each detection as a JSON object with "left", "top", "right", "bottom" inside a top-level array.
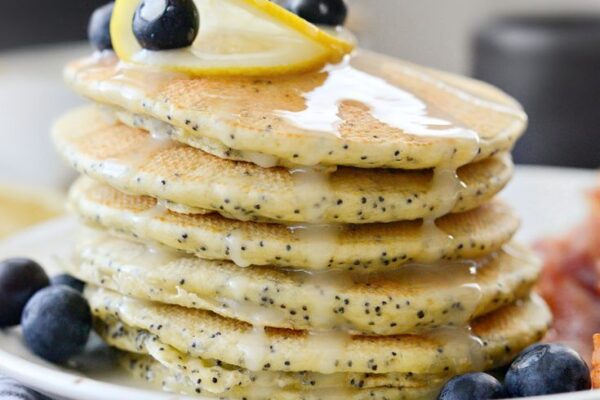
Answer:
[
  {"left": 79, "top": 232, "right": 494, "bottom": 337},
  {"left": 224, "top": 229, "right": 251, "bottom": 268},
  {"left": 73, "top": 52, "right": 506, "bottom": 380},
  {"left": 286, "top": 223, "right": 342, "bottom": 270},
  {"left": 419, "top": 162, "right": 471, "bottom": 263},
  {"left": 279, "top": 57, "right": 483, "bottom": 268},
  {"left": 278, "top": 59, "right": 478, "bottom": 140}
]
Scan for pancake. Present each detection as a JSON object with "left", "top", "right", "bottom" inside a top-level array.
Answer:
[
  {"left": 54, "top": 106, "right": 514, "bottom": 224},
  {"left": 70, "top": 233, "right": 540, "bottom": 335},
  {"left": 98, "top": 319, "right": 444, "bottom": 399},
  {"left": 86, "top": 286, "right": 551, "bottom": 376},
  {"left": 121, "top": 353, "right": 442, "bottom": 400},
  {"left": 64, "top": 50, "right": 526, "bottom": 170},
  {"left": 69, "top": 177, "right": 520, "bottom": 271}
]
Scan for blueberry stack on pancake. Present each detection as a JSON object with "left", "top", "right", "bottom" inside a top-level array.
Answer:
[{"left": 53, "top": 2, "right": 551, "bottom": 398}]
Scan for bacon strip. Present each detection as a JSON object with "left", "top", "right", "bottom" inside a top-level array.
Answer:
[
  {"left": 536, "top": 183, "right": 600, "bottom": 365},
  {"left": 592, "top": 334, "right": 600, "bottom": 389}
]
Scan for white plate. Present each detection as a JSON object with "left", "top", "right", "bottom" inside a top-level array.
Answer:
[{"left": 0, "top": 166, "right": 597, "bottom": 400}]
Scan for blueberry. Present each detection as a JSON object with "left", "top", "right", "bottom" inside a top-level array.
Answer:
[
  {"left": 285, "top": 0, "right": 348, "bottom": 26},
  {"left": 21, "top": 286, "right": 92, "bottom": 364},
  {"left": 133, "top": 0, "right": 199, "bottom": 51},
  {"left": 88, "top": 2, "right": 115, "bottom": 51},
  {"left": 437, "top": 372, "right": 506, "bottom": 400},
  {"left": 0, "top": 376, "right": 49, "bottom": 400},
  {"left": 0, "top": 258, "right": 49, "bottom": 328},
  {"left": 50, "top": 274, "right": 85, "bottom": 293},
  {"left": 505, "top": 343, "right": 591, "bottom": 396}
]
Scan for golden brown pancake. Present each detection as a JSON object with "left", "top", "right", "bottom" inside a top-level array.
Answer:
[
  {"left": 120, "top": 352, "right": 443, "bottom": 399},
  {"left": 64, "top": 50, "right": 526, "bottom": 170},
  {"left": 69, "top": 177, "right": 520, "bottom": 271},
  {"left": 70, "top": 232, "right": 539, "bottom": 335},
  {"left": 99, "top": 319, "right": 445, "bottom": 399},
  {"left": 54, "top": 106, "right": 514, "bottom": 224},
  {"left": 87, "top": 286, "right": 550, "bottom": 377}
]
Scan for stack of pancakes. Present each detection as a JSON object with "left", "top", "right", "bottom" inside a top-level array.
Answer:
[{"left": 53, "top": 50, "right": 551, "bottom": 399}]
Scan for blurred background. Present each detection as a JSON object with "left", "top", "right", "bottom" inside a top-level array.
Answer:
[{"left": 0, "top": 0, "right": 599, "bottom": 235}]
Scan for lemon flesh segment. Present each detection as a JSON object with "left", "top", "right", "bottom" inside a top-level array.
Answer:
[{"left": 111, "top": 0, "right": 355, "bottom": 76}]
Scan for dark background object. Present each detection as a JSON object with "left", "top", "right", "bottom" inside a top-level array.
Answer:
[
  {"left": 473, "top": 15, "right": 600, "bottom": 168},
  {"left": 0, "top": 0, "right": 107, "bottom": 50}
]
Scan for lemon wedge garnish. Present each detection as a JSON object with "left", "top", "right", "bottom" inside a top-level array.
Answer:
[{"left": 111, "top": 0, "right": 355, "bottom": 76}]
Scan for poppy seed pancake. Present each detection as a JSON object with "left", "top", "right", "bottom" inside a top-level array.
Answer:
[
  {"left": 54, "top": 106, "right": 514, "bottom": 224},
  {"left": 97, "top": 318, "right": 445, "bottom": 399},
  {"left": 70, "top": 233, "right": 539, "bottom": 335},
  {"left": 69, "top": 177, "right": 520, "bottom": 271},
  {"left": 64, "top": 50, "right": 526, "bottom": 170},
  {"left": 86, "top": 286, "right": 550, "bottom": 377},
  {"left": 120, "top": 352, "right": 443, "bottom": 399}
]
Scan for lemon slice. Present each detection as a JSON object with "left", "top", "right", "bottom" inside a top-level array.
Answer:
[{"left": 111, "top": 0, "right": 355, "bottom": 76}]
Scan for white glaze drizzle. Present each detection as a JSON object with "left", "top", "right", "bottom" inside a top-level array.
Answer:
[
  {"left": 278, "top": 58, "right": 478, "bottom": 140},
  {"left": 237, "top": 325, "right": 270, "bottom": 371},
  {"left": 289, "top": 166, "right": 337, "bottom": 222},
  {"left": 286, "top": 223, "right": 342, "bottom": 270},
  {"left": 286, "top": 165, "right": 341, "bottom": 273},
  {"left": 78, "top": 232, "right": 498, "bottom": 335},
  {"left": 306, "top": 330, "right": 351, "bottom": 374},
  {"left": 224, "top": 229, "right": 251, "bottom": 268}
]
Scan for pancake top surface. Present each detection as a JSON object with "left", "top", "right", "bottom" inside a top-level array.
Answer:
[
  {"left": 87, "top": 286, "right": 551, "bottom": 375},
  {"left": 64, "top": 51, "right": 526, "bottom": 169},
  {"left": 55, "top": 107, "right": 514, "bottom": 224}
]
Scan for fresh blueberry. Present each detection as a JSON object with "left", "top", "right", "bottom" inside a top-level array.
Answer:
[
  {"left": 88, "top": 2, "right": 115, "bottom": 51},
  {"left": 437, "top": 372, "right": 506, "bottom": 400},
  {"left": 133, "top": 0, "right": 199, "bottom": 51},
  {"left": 21, "top": 286, "right": 92, "bottom": 364},
  {"left": 0, "top": 258, "right": 49, "bottom": 328},
  {"left": 505, "top": 343, "right": 591, "bottom": 396},
  {"left": 285, "top": 0, "right": 348, "bottom": 26},
  {"left": 0, "top": 376, "right": 49, "bottom": 400},
  {"left": 50, "top": 274, "right": 85, "bottom": 293}
]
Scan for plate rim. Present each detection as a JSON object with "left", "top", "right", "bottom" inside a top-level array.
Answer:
[{"left": 0, "top": 335, "right": 197, "bottom": 400}]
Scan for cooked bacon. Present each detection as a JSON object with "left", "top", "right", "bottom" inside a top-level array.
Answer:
[
  {"left": 536, "top": 185, "right": 600, "bottom": 364},
  {"left": 592, "top": 334, "right": 600, "bottom": 389},
  {"left": 589, "top": 186, "right": 600, "bottom": 219}
]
